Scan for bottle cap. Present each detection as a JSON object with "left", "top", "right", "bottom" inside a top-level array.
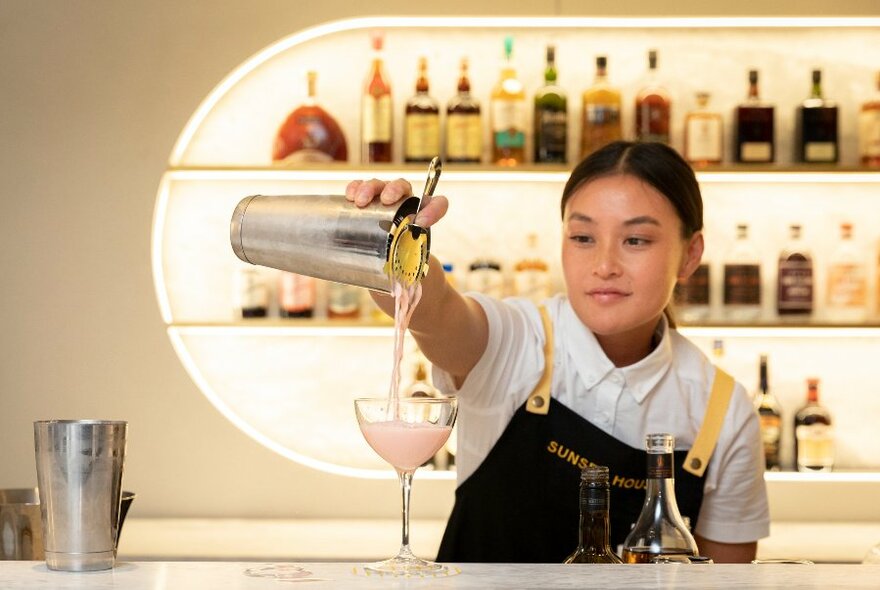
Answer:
[
  {"left": 748, "top": 69, "right": 759, "bottom": 84},
  {"left": 580, "top": 465, "right": 609, "bottom": 483},
  {"left": 596, "top": 55, "right": 607, "bottom": 69},
  {"left": 648, "top": 49, "right": 658, "bottom": 69}
]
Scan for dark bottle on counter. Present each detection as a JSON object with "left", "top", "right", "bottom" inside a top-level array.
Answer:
[
  {"left": 361, "top": 33, "right": 393, "bottom": 163},
  {"left": 735, "top": 69, "right": 775, "bottom": 164},
  {"left": 621, "top": 434, "right": 699, "bottom": 563},
  {"left": 794, "top": 378, "right": 835, "bottom": 472},
  {"left": 272, "top": 71, "right": 348, "bottom": 164},
  {"left": 564, "top": 465, "right": 623, "bottom": 564},
  {"left": 446, "top": 57, "right": 482, "bottom": 164},
  {"left": 777, "top": 224, "right": 814, "bottom": 317},
  {"left": 534, "top": 45, "right": 567, "bottom": 164},
  {"left": 796, "top": 69, "right": 839, "bottom": 163},
  {"left": 754, "top": 355, "right": 782, "bottom": 471},
  {"left": 635, "top": 49, "right": 671, "bottom": 144},
  {"left": 404, "top": 57, "right": 440, "bottom": 163}
]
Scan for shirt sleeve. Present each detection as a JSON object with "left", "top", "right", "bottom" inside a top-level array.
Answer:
[{"left": 694, "top": 381, "right": 771, "bottom": 543}]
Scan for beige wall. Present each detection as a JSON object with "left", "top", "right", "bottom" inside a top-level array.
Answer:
[{"left": 2, "top": 0, "right": 879, "bottom": 521}]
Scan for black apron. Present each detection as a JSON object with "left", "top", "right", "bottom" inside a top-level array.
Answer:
[{"left": 437, "top": 307, "right": 734, "bottom": 563}]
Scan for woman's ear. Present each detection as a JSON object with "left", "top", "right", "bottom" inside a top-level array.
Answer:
[{"left": 678, "top": 231, "right": 705, "bottom": 280}]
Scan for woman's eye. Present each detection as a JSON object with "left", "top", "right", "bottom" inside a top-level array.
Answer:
[
  {"left": 624, "top": 237, "right": 651, "bottom": 246},
  {"left": 569, "top": 234, "right": 594, "bottom": 244}
]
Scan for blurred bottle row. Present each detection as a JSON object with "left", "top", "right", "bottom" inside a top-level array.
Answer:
[{"left": 272, "top": 34, "right": 880, "bottom": 167}]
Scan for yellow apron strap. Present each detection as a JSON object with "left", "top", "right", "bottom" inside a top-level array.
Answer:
[
  {"left": 683, "top": 368, "right": 736, "bottom": 477},
  {"left": 526, "top": 306, "right": 553, "bottom": 415}
]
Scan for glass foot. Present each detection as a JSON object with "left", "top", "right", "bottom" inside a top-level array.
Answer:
[{"left": 362, "top": 555, "right": 449, "bottom": 576}]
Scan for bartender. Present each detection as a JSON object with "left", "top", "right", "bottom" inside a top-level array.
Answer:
[{"left": 348, "top": 141, "right": 769, "bottom": 564}]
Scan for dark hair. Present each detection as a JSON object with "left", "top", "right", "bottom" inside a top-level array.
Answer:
[{"left": 561, "top": 141, "right": 703, "bottom": 238}]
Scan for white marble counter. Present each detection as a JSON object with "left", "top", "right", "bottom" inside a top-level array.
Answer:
[
  {"left": 1, "top": 561, "right": 879, "bottom": 589},
  {"left": 118, "top": 518, "right": 880, "bottom": 564}
]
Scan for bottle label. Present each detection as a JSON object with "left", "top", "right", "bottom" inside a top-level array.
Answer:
[
  {"left": 327, "top": 282, "right": 361, "bottom": 317},
  {"left": 514, "top": 269, "right": 550, "bottom": 302},
  {"left": 777, "top": 259, "right": 813, "bottom": 311},
  {"left": 405, "top": 112, "right": 440, "bottom": 159},
  {"left": 740, "top": 142, "right": 773, "bottom": 162},
  {"left": 674, "top": 263, "right": 709, "bottom": 306},
  {"left": 795, "top": 424, "right": 835, "bottom": 470},
  {"left": 581, "top": 487, "right": 610, "bottom": 514},
  {"left": 491, "top": 100, "right": 525, "bottom": 149},
  {"left": 535, "top": 109, "right": 567, "bottom": 155},
  {"left": 279, "top": 273, "right": 316, "bottom": 313},
  {"left": 586, "top": 104, "right": 621, "bottom": 126},
  {"left": 827, "top": 263, "right": 867, "bottom": 307},
  {"left": 685, "top": 117, "right": 722, "bottom": 162},
  {"left": 724, "top": 264, "right": 761, "bottom": 305},
  {"left": 446, "top": 113, "right": 482, "bottom": 160},
  {"left": 759, "top": 413, "right": 781, "bottom": 467},
  {"left": 804, "top": 142, "right": 837, "bottom": 162},
  {"left": 647, "top": 453, "right": 673, "bottom": 479},
  {"left": 362, "top": 95, "right": 392, "bottom": 142},
  {"left": 858, "top": 110, "right": 880, "bottom": 157}
]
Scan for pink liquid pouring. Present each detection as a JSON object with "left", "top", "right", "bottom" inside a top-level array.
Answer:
[{"left": 360, "top": 421, "right": 452, "bottom": 472}]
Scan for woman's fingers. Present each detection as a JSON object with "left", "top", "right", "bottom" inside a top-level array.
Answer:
[
  {"left": 379, "top": 178, "right": 413, "bottom": 205},
  {"left": 413, "top": 195, "right": 449, "bottom": 228}
]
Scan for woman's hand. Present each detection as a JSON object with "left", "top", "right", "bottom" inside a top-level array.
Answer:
[{"left": 344, "top": 178, "right": 449, "bottom": 228}]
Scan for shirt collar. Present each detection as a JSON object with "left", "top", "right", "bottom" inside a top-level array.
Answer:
[{"left": 560, "top": 300, "right": 672, "bottom": 404}]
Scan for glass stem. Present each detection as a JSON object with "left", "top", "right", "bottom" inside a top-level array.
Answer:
[{"left": 398, "top": 469, "right": 414, "bottom": 555}]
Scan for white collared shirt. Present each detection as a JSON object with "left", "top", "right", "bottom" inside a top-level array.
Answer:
[{"left": 433, "top": 293, "right": 770, "bottom": 544}]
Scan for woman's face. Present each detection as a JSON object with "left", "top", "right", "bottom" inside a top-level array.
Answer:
[{"left": 562, "top": 173, "right": 703, "bottom": 342}]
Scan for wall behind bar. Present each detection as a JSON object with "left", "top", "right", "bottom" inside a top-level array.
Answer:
[{"left": 1, "top": 0, "right": 879, "bottom": 526}]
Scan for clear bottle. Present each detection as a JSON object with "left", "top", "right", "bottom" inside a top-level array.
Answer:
[
  {"left": 621, "top": 434, "right": 699, "bottom": 563},
  {"left": 776, "top": 224, "right": 813, "bottom": 318},
  {"left": 753, "top": 355, "right": 782, "bottom": 471},
  {"left": 327, "top": 282, "right": 362, "bottom": 320},
  {"left": 723, "top": 224, "right": 762, "bottom": 323},
  {"left": 272, "top": 71, "right": 348, "bottom": 163},
  {"left": 513, "top": 234, "right": 551, "bottom": 302},
  {"left": 859, "top": 71, "right": 880, "bottom": 168},
  {"left": 825, "top": 222, "right": 868, "bottom": 323},
  {"left": 673, "top": 263, "right": 710, "bottom": 324},
  {"left": 467, "top": 258, "right": 505, "bottom": 298},
  {"left": 235, "top": 267, "right": 269, "bottom": 318},
  {"left": 796, "top": 69, "right": 839, "bottom": 164},
  {"left": 533, "top": 45, "right": 567, "bottom": 164},
  {"left": 735, "top": 69, "right": 775, "bottom": 164},
  {"left": 404, "top": 57, "right": 440, "bottom": 163},
  {"left": 278, "top": 272, "right": 316, "bottom": 318},
  {"left": 635, "top": 49, "right": 671, "bottom": 144},
  {"left": 564, "top": 466, "right": 623, "bottom": 564},
  {"left": 491, "top": 36, "right": 526, "bottom": 166},
  {"left": 581, "top": 55, "right": 622, "bottom": 159},
  {"left": 683, "top": 92, "right": 722, "bottom": 167},
  {"left": 794, "top": 378, "right": 834, "bottom": 472},
  {"left": 445, "top": 58, "right": 482, "bottom": 164},
  {"left": 361, "top": 32, "right": 392, "bottom": 163}
]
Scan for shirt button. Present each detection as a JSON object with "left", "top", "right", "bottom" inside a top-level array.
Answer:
[{"left": 609, "top": 372, "right": 623, "bottom": 385}]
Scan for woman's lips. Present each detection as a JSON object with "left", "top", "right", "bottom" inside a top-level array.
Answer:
[{"left": 587, "top": 288, "right": 630, "bottom": 303}]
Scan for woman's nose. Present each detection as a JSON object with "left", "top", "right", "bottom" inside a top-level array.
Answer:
[{"left": 592, "top": 245, "right": 622, "bottom": 279}]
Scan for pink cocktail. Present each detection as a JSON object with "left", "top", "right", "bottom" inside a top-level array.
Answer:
[{"left": 355, "top": 397, "right": 458, "bottom": 574}]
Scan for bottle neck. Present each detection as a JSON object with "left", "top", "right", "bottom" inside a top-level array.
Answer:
[
  {"left": 748, "top": 81, "right": 760, "bottom": 101},
  {"left": 578, "top": 484, "right": 614, "bottom": 552}
]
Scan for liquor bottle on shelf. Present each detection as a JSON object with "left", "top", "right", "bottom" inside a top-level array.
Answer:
[
  {"left": 235, "top": 267, "right": 269, "bottom": 319},
  {"left": 673, "top": 262, "right": 710, "bottom": 323},
  {"left": 581, "top": 55, "right": 622, "bottom": 159},
  {"left": 327, "top": 281, "right": 362, "bottom": 320},
  {"left": 859, "top": 71, "right": 880, "bottom": 168},
  {"left": 723, "top": 223, "right": 762, "bottom": 323},
  {"left": 753, "top": 355, "right": 782, "bottom": 471},
  {"left": 564, "top": 466, "right": 623, "bottom": 564},
  {"left": 794, "top": 378, "right": 834, "bottom": 472},
  {"left": 683, "top": 92, "right": 722, "bottom": 167},
  {"left": 361, "top": 32, "right": 392, "bottom": 163},
  {"left": 825, "top": 222, "right": 868, "bottom": 323},
  {"left": 635, "top": 49, "right": 671, "bottom": 145},
  {"left": 513, "top": 233, "right": 551, "bottom": 302},
  {"left": 621, "top": 434, "right": 699, "bottom": 563},
  {"left": 446, "top": 58, "right": 482, "bottom": 164},
  {"left": 734, "top": 69, "right": 775, "bottom": 164},
  {"left": 795, "top": 69, "right": 839, "bottom": 164},
  {"left": 272, "top": 71, "right": 348, "bottom": 164},
  {"left": 278, "top": 272, "right": 316, "bottom": 318},
  {"left": 467, "top": 258, "right": 505, "bottom": 298},
  {"left": 404, "top": 57, "right": 440, "bottom": 163},
  {"left": 491, "top": 36, "right": 526, "bottom": 166},
  {"left": 533, "top": 45, "right": 567, "bottom": 164},
  {"left": 405, "top": 360, "right": 451, "bottom": 470},
  {"left": 776, "top": 224, "right": 813, "bottom": 318}
]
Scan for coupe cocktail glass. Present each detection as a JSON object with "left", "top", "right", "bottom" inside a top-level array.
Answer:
[{"left": 354, "top": 396, "right": 458, "bottom": 574}]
